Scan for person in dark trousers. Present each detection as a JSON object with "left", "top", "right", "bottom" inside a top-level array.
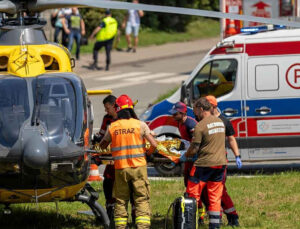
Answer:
[
  {"left": 62, "top": 7, "right": 85, "bottom": 60},
  {"left": 93, "top": 95, "right": 137, "bottom": 226},
  {"left": 205, "top": 95, "right": 242, "bottom": 227},
  {"left": 89, "top": 9, "right": 118, "bottom": 71},
  {"left": 184, "top": 97, "right": 227, "bottom": 229},
  {"left": 93, "top": 95, "right": 118, "bottom": 222}
]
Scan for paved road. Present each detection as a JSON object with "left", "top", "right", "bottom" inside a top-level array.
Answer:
[{"left": 80, "top": 51, "right": 208, "bottom": 131}]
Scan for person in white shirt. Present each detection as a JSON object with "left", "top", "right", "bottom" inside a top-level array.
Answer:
[{"left": 122, "top": 0, "right": 144, "bottom": 53}]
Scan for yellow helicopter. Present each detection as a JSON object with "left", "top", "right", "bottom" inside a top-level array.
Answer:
[{"left": 0, "top": 0, "right": 300, "bottom": 228}]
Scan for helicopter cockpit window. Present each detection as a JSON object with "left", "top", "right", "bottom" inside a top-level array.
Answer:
[
  {"left": 32, "top": 77, "right": 76, "bottom": 143},
  {"left": 191, "top": 59, "right": 237, "bottom": 100},
  {"left": 0, "top": 77, "right": 30, "bottom": 147}
]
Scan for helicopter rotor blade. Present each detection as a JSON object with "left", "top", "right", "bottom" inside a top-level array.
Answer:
[
  {"left": 0, "top": 0, "right": 16, "bottom": 14},
  {"left": 28, "top": 0, "right": 300, "bottom": 28}
]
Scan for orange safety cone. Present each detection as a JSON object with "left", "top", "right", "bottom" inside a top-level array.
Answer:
[
  {"left": 88, "top": 164, "right": 102, "bottom": 182},
  {"left": 227, "top": 19, "right": 237, "bottom": 36}
]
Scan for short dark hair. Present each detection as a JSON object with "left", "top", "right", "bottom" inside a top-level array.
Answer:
[
  {"left": 103, "top": 95, "right": 116, "bottom": 105},
  {"left": 194, "top": 97, "right": 211, "bottom": 111},
  {"left": 117, "top": 108, "right": 139, "bottom": 120}
]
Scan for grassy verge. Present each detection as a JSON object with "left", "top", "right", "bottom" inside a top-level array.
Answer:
[
  {"left": 152, "top": 86, "right": 179, "bottom": 105},
  {"left": 0, "top": 171, "right": 299, "bottom": 228},
  {"left": 77, "top": 18, "right": 220, "bottom": 54}
]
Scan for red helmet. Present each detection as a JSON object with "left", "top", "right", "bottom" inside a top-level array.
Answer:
[{"left": 115, "top": 94, "right": 134, "bottom": 112}]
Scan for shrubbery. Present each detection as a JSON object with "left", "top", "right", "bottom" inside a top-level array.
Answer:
[{"left": 80, "top": 0, "right": 219, "bottom": 35}]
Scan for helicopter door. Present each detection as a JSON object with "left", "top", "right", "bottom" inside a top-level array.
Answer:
[{"left": 0, "top": 77, "right": 30, "bottom": 148}]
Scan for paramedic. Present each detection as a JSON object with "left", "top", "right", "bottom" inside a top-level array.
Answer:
[
  {"left": 169, "top": 101, "right": 197, "bottom": 187},
  {"left": 184, "top": 97, "right": 227, "bottom": 229},
  {"left": 99, "top": 94, "right": 157, "bottom": 229},
  {"left": 206, "top": 95, "right": 241, "bottom": 227}
]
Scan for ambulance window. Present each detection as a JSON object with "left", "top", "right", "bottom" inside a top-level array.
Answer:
[
  {"left": 192, "top": 59, "right": 237, "bottom": 99},
  {"left": 255, "top": 65, "right": 279, "bottom": 91}
]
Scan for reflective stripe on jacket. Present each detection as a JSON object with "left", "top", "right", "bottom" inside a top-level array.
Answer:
[
  {"left": 96, "top": 16, "right": 118, "bottom": 41},
  {"left": 109, "top": 118, "right": 146, "bottom": 169}
]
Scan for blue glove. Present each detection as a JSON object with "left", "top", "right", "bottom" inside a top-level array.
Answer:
[
  {"left": 179, "top": 153, "right": 187, "bottom": 162},
  {"left": 235, "top": 156, "right": 242, "bottom": 169},
  {"left": 192, "top": 154, "right": 198, "bottom": 162}
]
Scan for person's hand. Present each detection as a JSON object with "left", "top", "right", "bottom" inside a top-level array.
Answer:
[
  {"left": 179, "top": 153, "right": 187, "bottom": 162},
  {"left": 81, "top": 30, "right": 86, "bottom": 36},
  {"left": 192, "top": 154, "right": 198, "bottom": 162},
  {"left": 122, "top": 22, "right": 126, "bottom": 29},
  {"left": 65, "top": 29, "right": 70, "bottom": 34},
  {"left": 235, "top": 156, "right": 242, "bottom": 169}
]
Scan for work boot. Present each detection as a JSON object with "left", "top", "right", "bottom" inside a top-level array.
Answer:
[{"left": 227, "top": 214, "right": 240, "bottom": 227}]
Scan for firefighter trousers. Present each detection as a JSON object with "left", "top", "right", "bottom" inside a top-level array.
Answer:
[{"left": 113, "top": 166, "right": 151, "bottom": 229}]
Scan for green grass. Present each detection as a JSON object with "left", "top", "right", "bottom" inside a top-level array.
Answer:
[
  {"left": 1, "top": 171, "right": 299, "bottom": 228},
  {"left": 152, "top": 86, "right": 180, "bottom": 105},
  {"left": 77, "top": 18, "right": 220, "bottom": 54}
]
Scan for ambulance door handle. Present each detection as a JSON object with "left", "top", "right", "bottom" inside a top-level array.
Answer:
[
  {"left": 223, "top": 108, "right": 238, "bottom": 117},
  {"left": 255, "top": 107, "right": 271, "bottom": 115}
]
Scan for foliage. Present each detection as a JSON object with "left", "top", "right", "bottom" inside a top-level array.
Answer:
[
  {"left": 139, "top": 0, "right": 219, "bottom": 32},
  {"left": 79, "top": 0, "right": 220, "bottom": 34}
]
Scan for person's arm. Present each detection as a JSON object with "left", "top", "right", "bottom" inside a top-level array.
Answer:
[
  {"left": 138, "top": 10, "right": 144, "bottom": 17},
  {"left": 62, "top": 17, "right": 70, "bottom": 34},
  {"left": 89, "top": 26, "right": 101, "bottom": 39},
  {"left": 81, "top": 18, "right": 86, "bottom": 35},
  {"left": 227, "top": 135, "right": 240, "bottom": 157},
  {"left": 122, "top": 14, "right": 128, "bottom": 29},
  {"left": 99, "top": 128, "right": 111, "bottom": 149},
  {"left": 145, "top": 133, "right": 157, "bottom": 150},
  {"left": 185, "top": 142, "right": 200, "bottom": 157}
]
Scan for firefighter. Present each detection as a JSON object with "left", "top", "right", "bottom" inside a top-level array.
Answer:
[
  {"left": 206, "top": 95, "right": 241, "bottom": 227},
  {"left": 99, "top": 94, "right": 157, "bottom": 229},
  {"left": 89, "top": 9, "right": 118, "bottom": 71},
  {"left": 184, "top": 97, "right": 227, "bottom": 229}
]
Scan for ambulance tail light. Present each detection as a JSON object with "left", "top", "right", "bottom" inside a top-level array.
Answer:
[{"left": 241, "top": 24, "right": 286, "bottom": 34}]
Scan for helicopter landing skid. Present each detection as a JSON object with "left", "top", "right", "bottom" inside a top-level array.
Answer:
[{"left": 75, "top": 183, "right": 110, "bottom": 228}]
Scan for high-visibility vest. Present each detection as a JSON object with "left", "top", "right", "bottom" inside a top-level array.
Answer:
[
  {"left": 109, "top": 118, "right": 146, "bottom": 169},
  {"left": 96, "top": 16, "right": 118, "bottom": 42}
]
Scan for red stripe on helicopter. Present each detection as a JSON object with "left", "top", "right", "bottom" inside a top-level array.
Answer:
[{"left": 210, "top": 41, "right": 300, "bottom": 56}]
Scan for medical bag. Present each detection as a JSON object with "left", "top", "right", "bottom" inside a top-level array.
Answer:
[{"left": 165, "top": 195, "right": 197, "bottom": 229}]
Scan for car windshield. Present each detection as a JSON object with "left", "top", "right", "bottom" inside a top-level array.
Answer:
[
  {"left": 32, "top": 76, "right": 77, "bottom": 143},
  {"left": 0, "top": 77, "right": 30, "bottom": 147}
]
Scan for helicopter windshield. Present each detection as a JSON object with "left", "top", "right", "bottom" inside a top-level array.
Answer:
[
  {"left": 32, "top": 76, "right": 77, "bottom": 143},
  {"left": 0, "top": 77, "right": 30, "bottom": 147}
]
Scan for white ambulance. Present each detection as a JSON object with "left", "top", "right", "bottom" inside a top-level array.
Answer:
[{"left": 140, "top": 26, "right": 300, "bottom": 175}]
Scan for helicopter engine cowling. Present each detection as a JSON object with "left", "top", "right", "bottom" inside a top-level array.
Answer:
[{"left": 23, "top": 127, "right": 48, "bottom": 169}]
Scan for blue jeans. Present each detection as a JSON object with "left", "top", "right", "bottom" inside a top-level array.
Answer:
[{"left": 67, "top": 29, "right": 81, "bottom": 59}]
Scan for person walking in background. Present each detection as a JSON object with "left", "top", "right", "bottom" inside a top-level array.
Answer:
[
  {"left": 62, "top": 7, "right": 85, "bottom": 60},
  {"left": 52, "top": 9, "right": 64, "bottom": 43},
  {"left": 89, "top": 9, "right": 118, "bottom": 71},
  {"left": 123, "top": 0, "right": 144, "bottom": 53}
]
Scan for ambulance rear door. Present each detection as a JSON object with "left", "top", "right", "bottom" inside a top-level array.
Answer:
[{"left": 246, "top": 51, "right": 300, "bottom": 161}]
